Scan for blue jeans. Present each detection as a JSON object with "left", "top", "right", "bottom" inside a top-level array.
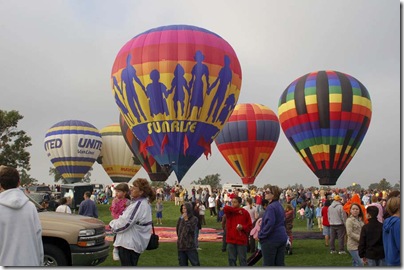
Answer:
[
  {"left": 348, "top": 250, "right": 363, "bottom": 267},
  {"left": 194, "top": 228, "right": 200, "bottom": 248},
  {"left": 306, "top": 218, "right": 313, "bottom": 230},
  {"left": 367, "top": 258, "right": 385, "bottom": 266},
  {"left": 261, "top": 240, "right": 286, "bottom": 266},
  {"left": 227, "top": 243, "right": 247, "bottom": 266},
  {"left": 178, "top": 250, "right": 200, "bottom": 266}
]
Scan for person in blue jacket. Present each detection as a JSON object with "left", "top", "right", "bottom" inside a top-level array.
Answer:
[
  {"left": 382, "top": 196, "right": 400, "bottom": 266},
  {"left": 258, "top": 185, "right": 288, "bottom": 266}
]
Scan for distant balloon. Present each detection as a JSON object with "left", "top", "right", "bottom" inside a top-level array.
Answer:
[
  {"left": 97, "top": 124, "right": 142, "bottom": 183},
  {"left": 111, "top": 25, "right": 242, "bottom": 182},
  {"left": 44, "top": 120, "right": 102, "bottom": 184},
  {"left": 215, "top": 104, "right": 280, "bottom": 185},
  {"left": 119, "top": 114, "right": 172, "bottom": 182},
  {"left": 278, "top": 70, "right": 372, "bottom": 186}
]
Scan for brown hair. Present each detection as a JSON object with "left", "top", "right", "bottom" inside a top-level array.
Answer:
[
  {"left": 114, "top": 183, "right": 131, "bottom": 199},
  {"left": 267, "top": 185, "right": 282, "bottom": 201},
  {"left": 350, "top": 203, "right": 364, "bottom": 218},
  {"left": 285, "top": 204, "right": 293, "bottom": 211},
  {"left": 0, "top": 166, "right": 20, "bottom": 190},
  {"left": 132, "top": 178, "right": 156, "bottom": 203},
  {"left": 386, "top": 197, "right": 400, "bottom": 216}
]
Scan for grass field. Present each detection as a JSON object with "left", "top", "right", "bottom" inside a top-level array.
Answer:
[{"left": 97, "top": 200, "right": 352, "bottom": 267}]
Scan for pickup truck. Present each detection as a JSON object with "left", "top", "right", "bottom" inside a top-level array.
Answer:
[
  {"left": 27, "top": 185, "right": 61, "bottom": 200},
  {"left": 27, "top": 192, "right": 110, "bottom": 266}
]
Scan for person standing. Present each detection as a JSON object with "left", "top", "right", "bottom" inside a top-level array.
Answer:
[
  {"left": 109, "top": 183, "right": 131, "bottom": 261},
  {"left": 258, "top": 186, "right": 288, "bottom": 266},
  {"left": 78, "top": 191, "right": 98, "bottom": 218},
  {"left": 322, "top": 200, "right": 331, "bottom": 247},
  {"left": 305, "top": 200, "right": 315, "bottom": 230},
  {"left": 358, "top": 206, "right": 385, "bottom": 266},
  {"left": 208, "top": 193, "right": 217, "bottom": 217},
  {"left": 328, "top": 195, "right": 347, "bottom": 254},
  {"left": 155, "top": 198, "right": 164, "bottom": 225},
  {"left": 346, "top": 203, "right": 365, "bottom": 266},
  {"left": 55, "top": 197, "right": 72, "bottom": 213},
  {"left": 0, "top": 166, "right": 44, "bottom": 266},
  {"left": 316, "top": 202, "right": 323, "bottom": 231},
  {"left": 176, "top": 202, "right": 200, "bottom": 266},
  {"left": 109, "top": 178, "right": 156, "bottom": 266},
  {"left": 224, "top": 196, "right": 253, "bottom": 266},
  {"left": 382, "top": 196, "right": 400, "bottom": 266}
]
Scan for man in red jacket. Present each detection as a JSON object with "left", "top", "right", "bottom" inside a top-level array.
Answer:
[{"left": 224, "top": 196, "right": 253, "bottom": 266}]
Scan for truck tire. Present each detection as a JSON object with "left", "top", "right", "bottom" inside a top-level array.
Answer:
[{"left": 43, "top": 244, "right": 68, "bottom": 266}]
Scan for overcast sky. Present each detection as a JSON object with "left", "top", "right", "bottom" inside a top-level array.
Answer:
[{"left": 0, "top": 0, "right": 400, "bottom": 189}]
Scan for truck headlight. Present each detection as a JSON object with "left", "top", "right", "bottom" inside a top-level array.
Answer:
[{"left": 79, "top": 229, "right": 95, "bottom": 236}]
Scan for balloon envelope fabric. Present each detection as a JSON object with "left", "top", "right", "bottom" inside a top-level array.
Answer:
[
  {"left": 98, "top": 124, "right": 142, "bottom": 183},
  {"left": 278, "top": 70, "right": 372, "bottom": 186},
  {"left": 44, "top": 120, "right": 102, "bottom": 184},
  {"left": 111, "top": 25, "right": 242, "bottom": 182},
  {"left": 119, "top": 114, "right": 172, "bottom": 182},
  {"left": 215, "top": 104, "right": 280, "bottom": 185}
]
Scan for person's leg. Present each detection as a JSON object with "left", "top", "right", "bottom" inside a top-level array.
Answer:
[
  {"left": 194, "top": 228, "right": 200, "bottom": 249},
  {"left": 337, "top": 225, "right": 346, "bottom": 252},
  {"left": 237, "top": 244, "right": 248, "bottom": 266},
  {"left": 329, "top": 226, "right": 336, "bottom": 252},
  {"left": 260, "top": 241, "right": 276, "bottom": 266},
  {"left": 348, "top": 250, "right": 363, "bottom": 266},
  {"left": 366, "top": 258, "right": 376, "bottom": 266},
  {"left": 178, "top": 251, "right": 188, "bottom": 266},
  {"left": 187, "top": 250, "right": 200, "bottom": 266},
  {"left": 227, "top": 243, "right": 237, "bottom": 266},
  {"left": 274, "top": 241, "right": 286, "bottom": 266},
  {"left": 118, "top": 247, "right": 140, "bottom": 266},
  {"left": 221, "top": 229, "right": 227, "bottom": 252}
]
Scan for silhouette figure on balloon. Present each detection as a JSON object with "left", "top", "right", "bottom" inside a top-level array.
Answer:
[
  {"left": 187, "top": 51, "right": 210, "bottom": 119},
  {"left": 112, "top": 76, "right": 131, "bottom": 118},
  {"left": 217, "top": 94, "right": 236, "bottom": 125},
  {"left": 146, "top": 70, "right": 170, "bottom": 117},
  {"left": 167, "top": 64, "right": 191, "bottom": 118},
  {"left": 206, "top": 55, "right": 232, "bottom": 122},
  {"left": 121, "top": 54, "right": 147, "bottom": 121}
]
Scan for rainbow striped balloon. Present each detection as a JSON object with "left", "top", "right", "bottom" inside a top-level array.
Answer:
[
  {"left": 98, "top": 124, "right": 142, "bottom": 183},
  {"left": 44, "top": 120, "right": 102, "bottom": 183},
  {"left": 215, "top": 104, "right": 280, "bottom": 185},
  {"left": 278, "top": 71, "right": 372, "bottom": 185},
  {"left": 111, "top": 25, "right": 242, "bottom": 182}
]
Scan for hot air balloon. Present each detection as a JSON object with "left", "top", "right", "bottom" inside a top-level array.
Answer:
[
  {"left": 97, "top": 124, "right": 142, "bottom": 183},
  {"left": 44, "top": 120, "right": 102, "bottom": 184},
  {"left": 278, "top": 70, "right": 372, "bottom": 186},
  {"left": 215, "top": 103, "right": 280, "bottom": 185},
  {"left": 111, "top": 25, "right": 242, "bottom": 182},
  {"left": 119, "top": 114, "right": 173, "bottom": 182}
]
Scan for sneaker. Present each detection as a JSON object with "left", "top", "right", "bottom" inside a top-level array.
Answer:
[
  {"left": 330, "top": 250, "right": 337, "bottom": 254},
  {"left": 113, "top": 247, "right": 120, "bottom": 261},
  {"left": 338, "top": 251, "right": 347, "bottom": 255}
]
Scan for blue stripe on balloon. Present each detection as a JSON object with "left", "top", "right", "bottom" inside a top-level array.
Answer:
[
  {"left": 45, "top": 130, "right": 102, "bottom": 137},
  {"left": 134, "top": 24, "right": 221, "bottom": 39},
  {"left": 51, "top": 157, "right": 97, "bottom": 162},
  {"left": 55, "top": 166, "right": 92, "bottom": 174}
]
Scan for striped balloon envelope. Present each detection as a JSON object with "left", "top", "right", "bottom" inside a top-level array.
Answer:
[
  {"left": 119, "top": 114, "right": 172, "bottom": 182},
  {"left": 44, "top": 120, "right": 102, "bottom": 184},
  {"left": 215, "top": 104, "right": 280, "bottom": 185},
  {"left": 98, "top": 124, "right": 142, "bottom": 183},
  {"left": 278, "top": 70, "right": 372, "bottom": 186},
  {"left": 111, "top": 25, "right": 242, "bottom": 182}
]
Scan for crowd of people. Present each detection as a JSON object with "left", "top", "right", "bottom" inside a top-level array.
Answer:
[{"left": 0, "top": 169, "right": 401, "bottom": 267}]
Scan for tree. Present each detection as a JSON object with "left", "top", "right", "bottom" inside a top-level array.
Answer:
[
  {"left": 49, "top": 166, "right": 93, "bottom": 184},
  {"left": 378, "top": 178, "right": 391, "bottom": 190},
  {"left": 0, "top": 110, "right": 36, "bottom": 184},
  {"left": 191, "top": 173, "right": 221, "bottom": 190}
]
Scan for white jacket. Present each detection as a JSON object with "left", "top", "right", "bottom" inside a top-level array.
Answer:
[
  {"left": 109, "top": 198, "right": 152, "bottom": 253},
  {"left": 0, "top": 188, "right": 44, "bottom": 266}
]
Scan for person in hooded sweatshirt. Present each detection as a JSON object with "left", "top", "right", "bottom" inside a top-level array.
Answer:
[
  {"left": 0, "top": 165, "right": 44, "bottom": 266},
  {"left": 176, "top": 202, "right": 200, "bottom": 266},
  {"left": 382, "top": 196, "right": 400, "bottom": 266}
]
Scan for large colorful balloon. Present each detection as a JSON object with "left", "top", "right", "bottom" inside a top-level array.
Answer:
[
  {"left": 278, "top": 70, "right": 372, "bottom": 185},
  {"left": 215, "top": 104, "right": 280, "bottom": 185},
  {"left": 119, "top": 114, "right": 172, "bottom": 182},
  {"left": 97, "top": 124, "right": 142, "bottom": 183},
  {"left": 44, "top": 120, "right": 102, "bottom": 184},
  {"left": 111, "top": 25, "right": 242, "bottom": 182}
]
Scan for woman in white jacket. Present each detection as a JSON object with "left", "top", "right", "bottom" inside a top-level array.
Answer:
[{"left": 109, "top": 178, "right": 156, "bottom": 266}]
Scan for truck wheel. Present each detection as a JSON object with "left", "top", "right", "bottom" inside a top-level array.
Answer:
[{"left": 43, "top": 244, "right": 68, "bottom": 266}]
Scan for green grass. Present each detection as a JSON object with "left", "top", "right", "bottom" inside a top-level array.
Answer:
[{"left": 97, "top": 200, "right": 352, "bottom": 267}]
